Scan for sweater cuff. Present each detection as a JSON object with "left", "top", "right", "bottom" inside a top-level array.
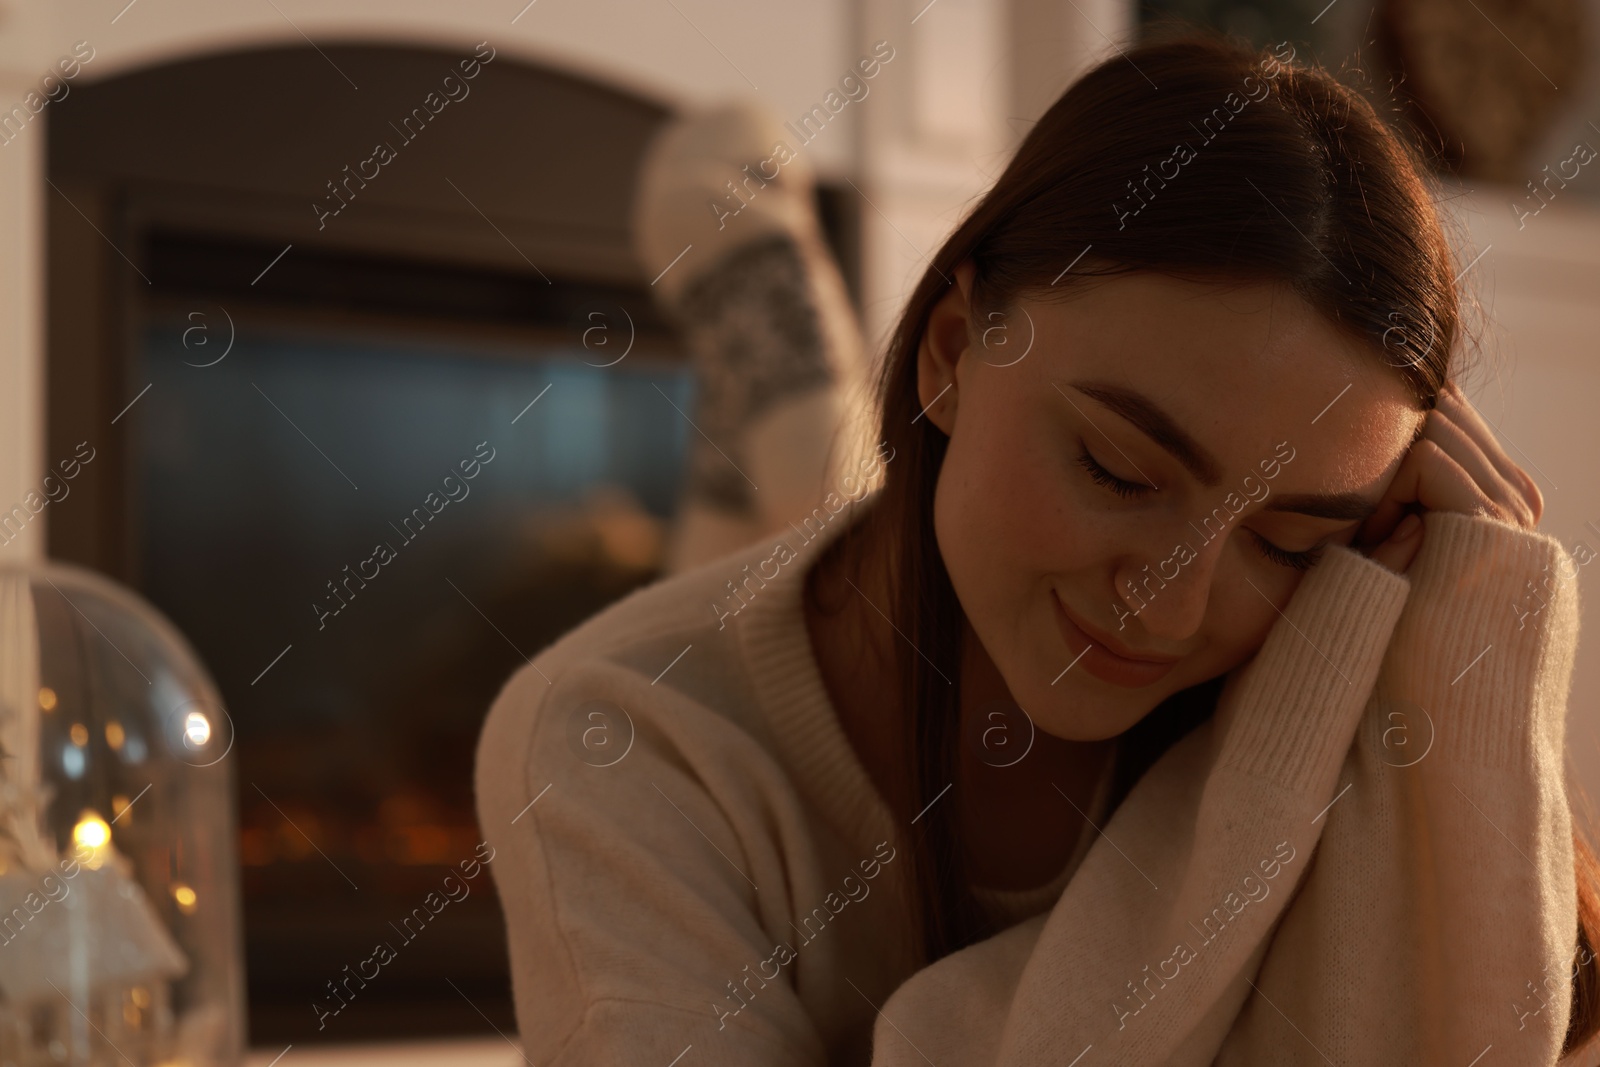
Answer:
[
  {"left": 1378, "top": 509, "right": 1582, "bottom": 769},
  {"left": 1216, "top": 542, "right": 1411, "bottom": 794}
]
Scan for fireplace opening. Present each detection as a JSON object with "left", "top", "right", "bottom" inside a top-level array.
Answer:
[{"left": 135, "top": 230, "right": 690, "bottom": 1044}]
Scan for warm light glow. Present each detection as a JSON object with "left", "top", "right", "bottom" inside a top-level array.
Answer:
[
  {"left": 39, "top": 687, "right": 57, "bottom": 711},
  {"left": 183, "top": 711, "right": 211, "bottom": 748},
  {"left": 74, "top": 813, "right": 109, "bottom": 847},
  {"left": 106, "top": 721, "right": 126, "bottom": 749},
  {"left": 172, "top": 883, "right": 198, "bottom": 914},
  {"left": 69, "top": 723, "right": 88, "bottom": 747},
  {"left": 130, "top": 986, "right": 151, "bottom": 1008},
  {"left": 112, "top": 794, "right": 132, "bottom": 823},
  {"left": 73, "top": 811, "right": 111, "bottom": 869}
]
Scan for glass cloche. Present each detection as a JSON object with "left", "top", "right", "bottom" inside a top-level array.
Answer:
[{"left": 0, "top": 560, "right": 245, "bottom": 1066}]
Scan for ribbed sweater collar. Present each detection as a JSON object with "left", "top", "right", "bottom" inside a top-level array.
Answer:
[{"left": 735, "top": 493, "right": 899, "bottom": 856}]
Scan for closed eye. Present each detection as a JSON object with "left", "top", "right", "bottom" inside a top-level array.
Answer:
[
  {"left": 1076, "top": 447, "right": 1152, "bottom": 500},
  {"left": 1080, "top": 441, "right": 1328, "bottom": 569},
  {"left": 1249, "top": 529, "right": 1326, "bottom": 572}
]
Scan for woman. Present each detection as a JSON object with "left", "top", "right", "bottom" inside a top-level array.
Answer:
[{"left": 475, "top": 31, "right": 1600, "bottom": 1065}]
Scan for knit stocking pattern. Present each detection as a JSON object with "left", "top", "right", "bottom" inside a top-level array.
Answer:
[{"left": 671, "top": 232, "right": 839, "bottom": 518}]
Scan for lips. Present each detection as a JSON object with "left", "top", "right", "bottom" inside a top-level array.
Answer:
[
  {"left": 1053, "top": 592, "right": 1179, "bottom": 689},
  {"left": 1067, "top": 600, "right": 1179, "bottom": 663}
]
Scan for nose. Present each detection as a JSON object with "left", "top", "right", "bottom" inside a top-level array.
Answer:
[{"left": 1110, "top": 527, "right": 1226, "bottom": 643}]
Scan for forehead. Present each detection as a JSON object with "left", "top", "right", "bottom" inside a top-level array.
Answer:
[{"left": 1007, "top": 272, "right": 1423, "bottom": 484}]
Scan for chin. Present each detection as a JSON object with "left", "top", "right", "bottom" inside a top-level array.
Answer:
[
  {"left": 1056, "top": 631, "right": 1206, "bottom": 735},
  {"left": 1031, "top": 684, "right": 1166, "bottom": 742},
  {"left": 1008, "top": 647, "right": 1167, "bottom": 742}
]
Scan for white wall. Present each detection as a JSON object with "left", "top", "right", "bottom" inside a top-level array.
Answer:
[
  {"left": 0, "top": 0, "right": 50, "bottom": 562},
  {"left": 32, "top": 0, "right": 853, "bottom": 149},
  {"left": 1441, "top": 183, "right": 1600, "bottom": 812}
]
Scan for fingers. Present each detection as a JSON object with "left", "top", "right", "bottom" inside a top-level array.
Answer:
[
  {"left": 1421, "top": 407, "right": 1535, "bottom": 527},
  {"left": 1411, "top": 438, "right": 1499, "bottom": 516},
  {"left": 1437, "top": 381, "right": 1526, "bottom": 490},
  {"left": 1367, "top": 510, "right": 1425, "bottom": 574},
  {"left": 1359, "top": 382, "right": 1544, "bottom": 549},
  {"left": 1359, "top": 444, "right": 1422, "bottom": 547},
  {"left": 1358, "top": 438, "right": 1496, "bottom": 547},
  {"left": 1434, "top": 383, "right": 1543, "bottom": 526}
]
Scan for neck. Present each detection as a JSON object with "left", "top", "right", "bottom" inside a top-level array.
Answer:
[{"left": 808, "top": 495, "right": 1117, "bottom": 887}]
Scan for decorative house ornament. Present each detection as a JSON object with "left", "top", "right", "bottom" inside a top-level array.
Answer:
[
  {"left": 0, "top": 561, "right": 244, "bottom": 1066},
  {"left": 1381, "top": 0, "right": 1587, "bottom": 182}
]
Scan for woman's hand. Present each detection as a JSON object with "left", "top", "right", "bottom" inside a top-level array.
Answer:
[{"left": 1357, "top": 379, "right": 1544, "bottom": 574}]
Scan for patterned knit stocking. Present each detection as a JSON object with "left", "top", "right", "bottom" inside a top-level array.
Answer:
[{"left": 632, "top": 98, "right": 875, "bottom": 575}]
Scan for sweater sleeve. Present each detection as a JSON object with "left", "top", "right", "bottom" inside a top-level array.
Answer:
[
  {"left": 1216, "top": 509, "right": 1586, "bottom": 1065},
  {"left": 475, "top": 652, "right": 842, "bottom": 1067},
  {"left": 868, "top": 539, "right": 1414, "bottom": 1065}
]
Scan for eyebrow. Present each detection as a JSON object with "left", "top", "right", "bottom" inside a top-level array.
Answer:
[
  {"left": 1067, "top": 380, "right": 1223, "bottom": 486},
  {"left": 1259, "top": 491, "right": 1380, "bottom": 523},
  {"left": 1065, "top": 378, "right": 1392, "bottom": 524}
]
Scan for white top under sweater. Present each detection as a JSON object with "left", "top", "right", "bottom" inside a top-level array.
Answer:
[{"left": 474, "top": 488, "right": 1600, "bottom": 1065}]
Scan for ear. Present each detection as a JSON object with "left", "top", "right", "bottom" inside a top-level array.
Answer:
[{"left": 916, "top": 259, "right": 977, "bottom": 436}]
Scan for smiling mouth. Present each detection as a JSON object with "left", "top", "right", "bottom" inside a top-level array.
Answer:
[
  {"left": 1058, "top": 594, "right": 1179, "bottom": 663},
  {"left": 1053, "top": 592, "right": 1181, "bottom": 689}
]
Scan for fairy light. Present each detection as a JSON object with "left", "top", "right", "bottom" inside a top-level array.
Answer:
[
  {"left": 72, "top": 810, "right": 111, "bottom": 870},
  {"left": 172, "top": 883, "right": 198, "bottom": 914},
  {"left": 183, "top": 711, "right": 211, "bottom": 748}
]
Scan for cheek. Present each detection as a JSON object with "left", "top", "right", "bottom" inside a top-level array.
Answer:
[
  {"left": 932, "top": 399, "right": 1085, "bottom": 593},
  {"left": 931, "top": 431, "right": 1010, "bottom": 615},
  {"left": 931, "top": 398, "right": 1118, "bottom": 702},
  {"left": 1198, "top": 549, "right": 1308, "bottom": 672}
]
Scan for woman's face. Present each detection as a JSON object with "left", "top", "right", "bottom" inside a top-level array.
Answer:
[{"left": 919, "top": 264, "right": 1427, "bottom": 741}]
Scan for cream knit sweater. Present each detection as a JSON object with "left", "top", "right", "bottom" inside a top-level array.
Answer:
[{"left": 475, "top": 490, "right": 1600, "bottom": 1065}]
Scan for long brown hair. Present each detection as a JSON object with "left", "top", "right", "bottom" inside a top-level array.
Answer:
[{"left": 811, "top": 28, "right": 1600, "bottom": 1052}]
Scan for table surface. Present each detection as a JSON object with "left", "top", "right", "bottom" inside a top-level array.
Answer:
[{"left": 245, "top": 1037, "right": 526, "bottom": 1066}]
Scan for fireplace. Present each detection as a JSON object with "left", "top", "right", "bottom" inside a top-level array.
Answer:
[{"left": 45, "top": 42, "right": 859, "bottom": 1045}]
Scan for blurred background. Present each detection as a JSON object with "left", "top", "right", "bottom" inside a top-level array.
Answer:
[{"left": 0, "top": 0, "right": 1597, "bottom": 1061}]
